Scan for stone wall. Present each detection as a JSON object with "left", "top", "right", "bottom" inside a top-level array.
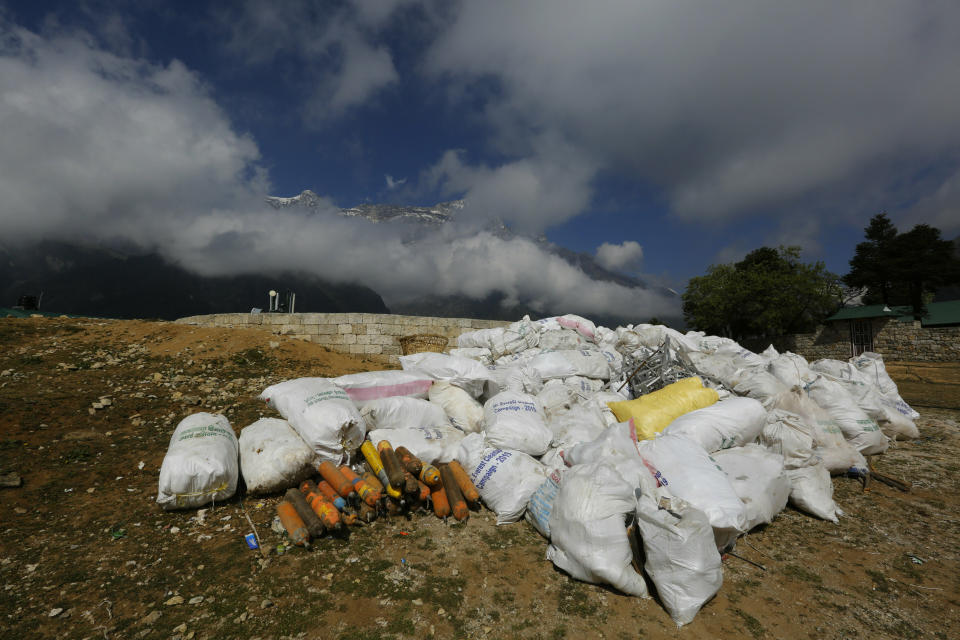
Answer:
[
  {"left": 783, "top": 318, "right": 960, "bottom": 362},
  {"left": 174, "top": 313, "right": 510, "bottom": 363}
]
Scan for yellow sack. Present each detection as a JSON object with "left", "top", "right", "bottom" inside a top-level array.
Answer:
[{"left": 607, "top": 377, "right": 719, "bottom": 441}]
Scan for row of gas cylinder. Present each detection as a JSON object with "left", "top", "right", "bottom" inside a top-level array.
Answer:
[{"left": 275, "top": 440, "right": 480, "bottom": 547}]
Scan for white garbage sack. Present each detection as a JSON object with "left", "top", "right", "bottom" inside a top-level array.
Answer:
[
  {"left": 768, "top": 352, "right": 814, "bottom": 388},
  {"left": 157, "top": 413, "right": 238, "bottom": 510},
  {"left": 537, "top": 381, "right": 577, "bottom": 423},
  {"left": 399, "top": 351, "right": 492, "bottom": 398},
  {"left": 238, "top": 418, "right": 316, "bottom": 496},
  {"left": 457, "top": 315, "right": 540, "bottom": 358},
  {"left": 368, "top": 425, "right": 465, "bottom": 464},
  {"left": 599, "top": 348, "right": 625, "bottom": 378},
  {"left": 634, "top": 490, "right": 723, "bottom": 627},
  {"left": 684, "top": 351, "right": 741, "bottom": 389},
  {"left": 483, "top": 391, "right": 553, "bottom": 456},
  {"left": 555, "top": 313, "right": 599, "bottom": 342},
  {"left": 485, "top": 363, "right": 544, "bottom": 397},
  {"left": 786, "top": 462, "right": 840, "bottom": 523},
  {"left": 811, "top": 360, "right": 919, "bottom": 440},
  {"left": 530, "top": 349, "right": 612, "bottom": 381},
  {"left": 457, "top": 433, "right": 547, "bottom": 524},
  {"left": 259, "top": 378, "right": 366, "bottom": 464},
  {"left": 563, "top": 376, "right": 607, "bottom": 395},
  {"left": 526, "top": 467, "right": 566, "bottom": 538},
  {"left": 805, "top": 377, "right": 888, "bottom": 455},
  {"left": 711, "top": 444, "right": 790, "bottom": 531},
  {"left": 760, "top": 409, "right": 816, "bottom": 469},
  {"left": 661, "top": 397, "right": 767, "bottom": 453},
  {"left": 586, "top": 390, "right": 630, "bottom": 427},
  {"left": 814, "top": 444, "right": 868, "bottom": 476},
  {"left": 594, "top": 325, "right": 619, "bottom": 351},
  {"left": 429, "top": 381, "right": 484, "bottom": 433},
  {"left": 851, "top": 351, "right": 919, "bottom": 418},
  {"left": 546, "top": 403, "right": 608, "bottom": 450},
  {"left": 775, "top": 389, "right": 871, "bottom": 473},
  {"left": 733, "top": 369, "right": 789, "bottom": 408},
  {"left": 538, "top": 326, "right": 590, "bottom": 351},
  {"left": 332, "top": 370, "right": 433, "bottom": 407},
  {"left": 565, "top": 420, "right": 648, "bottom": 488},
  {"left": 360, "top": 396, "right": 451, "bottom": 431},
  {"left": 448, "top": 347, "right": 494, "bottom": 365},
  {"left": 637, "top": 434, "right": 748, "bottom": 540},
  {"left": 712, "top": 342, "right": 769, "bottom": 369},
  {"left": 546, "top": 462, "right": 649, "bottom": 597}
]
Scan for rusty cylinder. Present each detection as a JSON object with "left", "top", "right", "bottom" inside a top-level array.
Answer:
[
  {"left": 377, "top": 440, "right": 406, "bottom": 489},
  {"left": 440, "top": 464, "right": 469, "bottom": 522},
  {"left": 318, "top": 461, "right": 355, "bottom": 499},
  {"left": 285, "top": 488, "right": 325, "bottom": 538},
  {"left": 276, "top": 501, "right": 310, "bottom": 547}
]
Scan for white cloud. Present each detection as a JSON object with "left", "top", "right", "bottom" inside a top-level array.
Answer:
[
  {"left": 424, "top": 1, "right": 960, "bottom": 225},
  {"left": 595, "top": 241, "right": 643, "bottom": 272},
  {"left": 385, "top": 174, "right": 407, "bottom": 189},
  {"left": 0, "top": 23, "right": 264, "bottom": 243},
  {"left": 0, "top": 23, "right": 680, "bottom": 323},
  {"left": 166, "top": 209, "right": 680, "bottom": 321},
  {"left": 422, "top": 136, "right": 597, "bottom": 232}
]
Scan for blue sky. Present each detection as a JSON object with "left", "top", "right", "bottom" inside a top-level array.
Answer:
[{"left": 2, "top": 1, "right": 959, "bottom": 319}]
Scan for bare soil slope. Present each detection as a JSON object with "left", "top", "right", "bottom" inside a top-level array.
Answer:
[{"left": 1, "top": 317, "right": 958, "bottom": 640}]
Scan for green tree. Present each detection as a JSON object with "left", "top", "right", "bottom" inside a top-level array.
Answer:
[
  {"left": 843, "top": 213, "right": 899, "bottom": 305},
  {"left": 844, "top": 215, "right": 960, "bottom": 318},
  {"left": 683, "top": 246, "right": 840, "bottom": 342}
]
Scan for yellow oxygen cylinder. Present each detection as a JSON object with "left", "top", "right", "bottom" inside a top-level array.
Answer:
[{"left": 360, "top": 440, "right": 402, "bottom": 500}]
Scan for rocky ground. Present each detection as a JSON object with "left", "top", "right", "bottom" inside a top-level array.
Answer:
[{"left": 0, "top": 317, "right": 958, "bottom": 640}]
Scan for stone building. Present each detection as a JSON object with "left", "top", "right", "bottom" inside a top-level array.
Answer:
[{"left": 783, "top": 301, "right": 960, "bottom": 362}]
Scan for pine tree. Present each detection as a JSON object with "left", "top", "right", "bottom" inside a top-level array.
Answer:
[
  {"left": 844, "top": 214, "right": 960, "bottom": 318},
  {"left": 843, "top": 213, "right": 898, "bottom": 304}
]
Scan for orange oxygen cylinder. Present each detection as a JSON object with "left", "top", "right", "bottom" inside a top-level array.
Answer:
[
  {"left": 340, "top": 465, "right": 381, "bottom": 506},
  {"left": 419, "top": 463, "right": 442, "bottom": 487},
  {"left": 316, "top": 479, "right": 348, "bottom": 511},
  {"left": 416, "top": 479, "right": 431, "bottom": 504},
  {"left": 377, "top": 440, "right": 406, "bottom": 489},
  {"left": 396, "top": 446, "right": 423, "bottom": 475},
  {"left": 440, "top": 464, "right": 469, "bottom": 522},
  {"left": 300, "top": 480, "right": 342, "bottom": 531},
  {"left": 277, "top": 501, "right": 310, "bottom": 547},
  {"left": 430, "top": 483, "right": 450, "bottom": 519},
  {"left": 362, "top": 471, "right": 384, "bottom": 494},
  {"left": 318, "top": 461, "right": 356, "bottom": 499},
  {"left": 447, "top": 460, "right": 480, "bottom": 503},
  {"left": 402, "top": 469, "right": 420, "bottom": 497},
  {"left": 285, "top": 488, "right": 325, "bottom": 538},
  {"left": 361, "top": 440, "right": 403, "bottom": 500},
  {"left": 396, "top": 446, "right": 441, "bottom": 487}
]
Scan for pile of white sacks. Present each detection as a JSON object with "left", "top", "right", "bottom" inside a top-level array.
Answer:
[{"left": 158, "top": 313, "right": 920, "bottom": 626}]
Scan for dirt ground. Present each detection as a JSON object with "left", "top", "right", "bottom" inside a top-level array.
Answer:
[{"left": 1, "top": 317, "right": 958, "bottom": 640}]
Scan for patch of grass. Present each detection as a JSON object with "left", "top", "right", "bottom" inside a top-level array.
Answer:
[
  {"left": 63, "top": 445, "right": 93, "bottom": 463},
  {"left": 0, "top": 438, "right": 25, "bottom": 450},
  {"left": 557, "top": 579, "right": 599, "bottom": 618},
  {"left": 782, "top": 564, "right": 822, "bottom": 585},
  {"left": 733, "top": 608, "right": 766, "bottom": 638},
  {"left": 866, "top": 569, "right": 890, "bottom": 593}
]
